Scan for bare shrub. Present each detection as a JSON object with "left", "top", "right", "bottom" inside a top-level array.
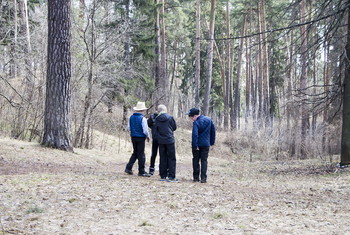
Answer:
[{"left": 222, "top": 120, "right": 341, "bottom": 162}]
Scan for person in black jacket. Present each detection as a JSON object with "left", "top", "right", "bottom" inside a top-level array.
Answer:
[
  {"left": 147, "top": 112, "right": 159, "bottom": 175},
  {"left": 154, "top": 104, "right": 178, "bottom": 182}
]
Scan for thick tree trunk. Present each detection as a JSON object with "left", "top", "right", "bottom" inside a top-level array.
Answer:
[
  {"left": 340, "top": 6, "right": 350, "bottom": 166},
  {"left": 202, "top": 0, "right": 216, "bottom": 116},
  {"left": 42, "top": 0, "right": 73, "bottom": 152}
]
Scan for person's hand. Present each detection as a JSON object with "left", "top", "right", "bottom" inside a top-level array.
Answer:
[{"left": 146, "top": 137, "right": 150, "bottom": 143}]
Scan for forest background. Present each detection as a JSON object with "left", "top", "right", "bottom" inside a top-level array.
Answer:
[{"left": 0, "top": 0, "right": 350, "bottom": 164}]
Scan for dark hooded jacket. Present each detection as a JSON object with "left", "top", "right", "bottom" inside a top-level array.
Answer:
[
  {"left": 154, "top": 112, "right": 177, "bottom": 144},
  {"left": 147, "top": 113, "right": 158, "bottom": 139}
]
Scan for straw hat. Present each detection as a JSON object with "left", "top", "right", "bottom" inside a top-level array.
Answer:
[{"left": 133, "top": 101, "right": 148, "bottom": 111}]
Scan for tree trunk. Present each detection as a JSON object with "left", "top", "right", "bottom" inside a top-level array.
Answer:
[
  {"left": 122, "top": 0, "right": 131, "bottom": 126},
  {"left": 9, "top": 0, "right": 18, "bottom": 78},
  {"left": 233, "top": 15, "right": 246, "bottom": 130},
  {"left": 224, "top": 2, "right": 230, "bottom": 130},
  {"left": 245, "top": 2, "right": 252, "bottom": 123},
  {"left": 257, "top": 1, "right": 263, "bottom": 123},
  {"left": 74, "top": 1, "right": 97, "bottom": 148},
  {"left": 154, "top": 0, "right": 161, "bottom": 106},
  {"left": 194, "top": 0, "right": 201, "bottom": 107},
  {"left": 202, "top": 0, "right": 216, "bottom": 116},
  {"left": 18, "top": 0, "right": 32, "bottom": 82},
  {"left": 42, "top": 0, "right": 73, "bottom": 152},
  {"left": 159, "top": 0, "right": 168, "bottom": 106},
  {"left": 340, "top": 5, "right": 350, "bottom": 166},
  {"left": 230, "top": 38, "right": 236, "bottom": 130},
  {"left": 260, "top": 0, "right": 269, "bottom": 126},
  {"left": 300, "top": 0, "right": 310, "bottom": 158}
]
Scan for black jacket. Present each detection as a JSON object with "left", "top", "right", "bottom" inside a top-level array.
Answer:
[
  {"left": 147, "top": 113, "right": 158, "bottom": 139},
  {"left": 154, "top": 113, "right": 177, "bottom": 144}
]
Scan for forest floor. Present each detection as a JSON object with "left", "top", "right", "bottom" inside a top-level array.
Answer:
[{"left": 1, "top": 130, "right": 350, "bottom": 235}]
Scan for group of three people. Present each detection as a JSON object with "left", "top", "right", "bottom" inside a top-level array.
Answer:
[{"left": 124, "top": 101, "right": 216, "bottom": 183}]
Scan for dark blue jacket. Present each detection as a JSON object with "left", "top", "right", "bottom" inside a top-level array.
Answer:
[
  {"left": 192, "top": 115, "right": 216, "bottom": 148},
  {"left": 129, "top": 113, "right": 146, "bottom": 138},
  {"left": 154, "top": 113, "right": 177, "bottom": 144}
]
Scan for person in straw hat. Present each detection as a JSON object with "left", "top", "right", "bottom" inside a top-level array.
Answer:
[{"left": 124, "top": 101, "right": 151, "bottom": 177}]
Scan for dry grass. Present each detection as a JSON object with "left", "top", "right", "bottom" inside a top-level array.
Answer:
[{"left": 0, "top": 130, "right": 349, "bottom": 234}]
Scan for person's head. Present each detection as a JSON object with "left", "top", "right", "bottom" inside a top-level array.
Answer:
[
  {"left": 133, "top": 101, "right": 148, "bottom": 113},
  {"left": 186, "top": 108, "right": 200, "bottom": 121},
  {"left": 157, "top": 104, "right": 167, "bottom": 113}
]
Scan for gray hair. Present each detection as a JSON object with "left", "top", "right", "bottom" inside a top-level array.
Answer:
[{"left": 157, "top": 104, "right": 167, "bottom": 113}]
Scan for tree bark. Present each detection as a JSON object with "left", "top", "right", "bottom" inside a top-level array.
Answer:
[
  {"left": 260, "top": 0, "right": 269, "bottom": 126},
  {"left": 159, "top": 0, "right": 168, "bottom": 106},
  {"left": 122, "top": 0, "right": 131, "bottom": 125},
  {"left": 42, "top": 0, "right": 73, "bottom": 152},
  {"left": 300, "top": 0, "right": 310, "bottom": 158},
  {"left": 340, "top": 5, "right": 350, "bottom": 166},
  {"left": 18, "top": 0, "right": 32, "bottom": 82},
  {"left": 257, "top": 1, "right": 263, "bottom": 123},
  {"left": 233, "top": 15, "right": 246, "bottom": 130},
  {"left": 194, "top": 0, "right": 201, "bottom": 107},
  {"left": 9, "top": 0, "right": 18, "bottom": 78},
  {"left": 154, "top": 0, "right": 161, "bottom": 106},
  {"left": 202, "top": 0, "right": 216, "bottom": 116},
  {"left": 224, "top": 2, "right": 230, "bottom": 129}
]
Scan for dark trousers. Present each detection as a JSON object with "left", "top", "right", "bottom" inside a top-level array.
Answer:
[
  {"left": 192, "top": 147, "right": 210, "bottom": 181},
  {"left": 159, "top": 143, "right": 176, "bottom": 179},
  {"left": 150, "top": 138, "right": 159, "bottom": 168},
  {"left": 126, "top": 137, "right": 146, "bottom": 174}
]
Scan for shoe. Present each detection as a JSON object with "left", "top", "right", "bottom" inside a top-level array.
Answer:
[
  {"left": 124, "top": 169, "right": 133, "bottom": 175},
  {"left": 160, "top": 177, "right": 167, "bottom": 181},
  {"left": 337, "top": 163, "right": 349, "bottom": 169},
  {"left": 167, "top": 177, "right": 179, "bottom": 182},
  {"left": 193, "top": 178, "right": 199, "bottom": 182},
  {"left": 149, "top": 167, "right": 155, "bottom": 175},
  {"left": 138, "top": 172, "right": 151, "bottom": 177},
  {"left": 200, "top": 179, "right": 207, "bottom": 183}
]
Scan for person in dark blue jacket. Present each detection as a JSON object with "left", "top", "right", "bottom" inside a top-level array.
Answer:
[
  {"left": 124, "top": 101, "right": 151, "bottom": 177},
  {"left": 154, "top": 104, "right": 178, "bottom": 182},
  {"left": 186, "top": 108, "right": 216, "bottom": 183}
]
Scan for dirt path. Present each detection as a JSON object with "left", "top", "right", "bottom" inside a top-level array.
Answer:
[{"left": 1, "top": 137, "right": 349, "bottom": 234}]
